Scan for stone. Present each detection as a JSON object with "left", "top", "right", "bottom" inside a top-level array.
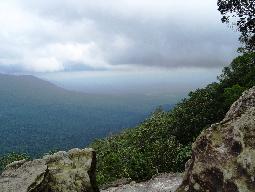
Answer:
[
  {"left": 177, "top": 86, "right": 255, "bottom": 192},
  {"left": 101, "top": 173, "right": 183, "bottom": 192},
  {"left": 0, "top": 148, "right": 99, "bottom": 192}
]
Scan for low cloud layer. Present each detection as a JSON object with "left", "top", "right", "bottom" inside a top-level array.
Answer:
[{"left": 0, "top": 0, "right": 239, "bottom": 73}]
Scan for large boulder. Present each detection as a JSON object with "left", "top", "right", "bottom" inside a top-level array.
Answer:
[
  {"left": 177, "top": 87, "right": 255, "bottom": 191},
  {"left": 0, "top": 148, "right": 99, "bottom": 192}
]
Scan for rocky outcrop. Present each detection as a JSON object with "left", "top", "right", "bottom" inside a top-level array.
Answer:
[
  {"left": 177, "top": 87, "right": 255, "bottom": 192},
  {"left": 0, "top": 148, "right": 99, "bottom": 192},
  {"left": 101, "top": 173, "right": 183, "bottom": 192}
]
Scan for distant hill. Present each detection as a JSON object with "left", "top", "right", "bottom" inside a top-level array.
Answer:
[{"left": 0, "top": 74, "right": 176, "bottom": 157}]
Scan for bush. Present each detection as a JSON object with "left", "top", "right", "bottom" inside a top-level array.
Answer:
[
  {"left": 223, "top": 84, "right": 246, "bottom": 106},
  {"left": 91, "top": 110, "right": 191, "bottom": 185}
]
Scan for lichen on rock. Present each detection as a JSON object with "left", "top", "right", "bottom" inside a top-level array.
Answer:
[
  {"left": 0, "top": 148, "right": 99, "bottom": 192},
  {"left": 177, "top": 87, "right": 255, "bottom": 192}
]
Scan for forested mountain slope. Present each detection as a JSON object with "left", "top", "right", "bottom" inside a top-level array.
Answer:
[
  {"left": 91, "top": 53, "right": 255, "bottom": 186},
  {"left": 0, "top": 74, "right": 174, "bottom": 157}
]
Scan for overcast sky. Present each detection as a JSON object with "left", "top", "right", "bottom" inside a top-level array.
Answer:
[{"left": 0, "top": 0, "right": 239, "bottom": 74}]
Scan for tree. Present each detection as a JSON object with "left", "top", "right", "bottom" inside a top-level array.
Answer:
[
  {"left": 217, "top": 0, "right": 255, "bottom": 52},
  {"left": 218, "top": 52, "right": 255, "bottom": 87},
  {"left": 223, "top": 84, "right": 246, "bottom": 106}
]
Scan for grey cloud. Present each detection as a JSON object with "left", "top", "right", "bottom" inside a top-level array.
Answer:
[
  {"left": 63, "top": 62, "right": 108, "bottom": 72},
  {"left": 0, "top": 0, "right": 240, "bottom": 73},
  {"left": 97, "top": 17, "right": 238, "bottom": 68}
]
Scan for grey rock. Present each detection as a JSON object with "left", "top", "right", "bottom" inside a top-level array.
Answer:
[
  {"left": 101, "top": 173, "right": 182, "bottom": 192},
  {"left": 177, "top": 86, "right": 255, "bottom": 192},
  {"left": 224, "top": 86, "right": 255, "bottom": 121},
  {"left": 0, "top": 148, "right": 99, "bottom": 192}
]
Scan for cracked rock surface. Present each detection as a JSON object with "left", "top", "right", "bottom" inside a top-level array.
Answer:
[
  {"left": 0, "top": 148, "right": 99, "bottom": 192},
  {"left": 177, "top": 87, "right": 255, "bottom": 192}
]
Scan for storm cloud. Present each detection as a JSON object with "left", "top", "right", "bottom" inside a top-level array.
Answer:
[{"left": 0, "top": 0, "right": 239, "bottom": 73}]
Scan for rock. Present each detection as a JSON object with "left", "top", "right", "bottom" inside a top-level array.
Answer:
[
  {"left": 101, "top": 173, "right": 183, "bottom": 192},
  {"left": 100, "top": 178, "right": 132, "bottom": 190},
  {"left": 0, "top": 148, "right": 99, "bottom": 192},
  {"left": 177, "top": 87, "right": 255, "bottom": 192},
  {"left": 224, "top": 86, "right": 255, "bottom": 122}
]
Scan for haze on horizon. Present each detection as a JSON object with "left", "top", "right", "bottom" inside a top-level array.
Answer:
[{"left": 0, "top": 0, "right": 239, "bottom": 95}]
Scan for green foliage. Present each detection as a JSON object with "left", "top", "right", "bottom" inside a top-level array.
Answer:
[
  {"left": 170, "top": 52, "right": 255, "bottom": 144},
  {"left": 169, "top": 82, "right": 226, "bottom": 144},
  {"left": 91, "top": 111, "right": 191, "bottom": 185},
  {"left": 0, "top": 152, "right": 30, "bottom": 172},
  {"left": 217, "top": 0, "right": 255, "bottom": 52},
  {"left": 219, "top": 52, "right": 255, "bottom": 87},
  {"left": 92, "top": 53, "right": 255, "bottom": 186},
  {"left": 223, "top": 84, "right": 246, "bottom": 106}
]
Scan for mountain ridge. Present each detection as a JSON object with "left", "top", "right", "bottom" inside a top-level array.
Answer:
[{"left": 0, "top": 73, "right": 175, "bottom": 157}]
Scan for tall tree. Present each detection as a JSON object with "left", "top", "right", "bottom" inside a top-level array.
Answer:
[{"left": 217, "top": 0, "right": 255, "bottom": 52}]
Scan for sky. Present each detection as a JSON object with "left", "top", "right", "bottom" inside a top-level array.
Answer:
[{"left": 0, "top": 0, "right": 240, "bottom": 95}]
